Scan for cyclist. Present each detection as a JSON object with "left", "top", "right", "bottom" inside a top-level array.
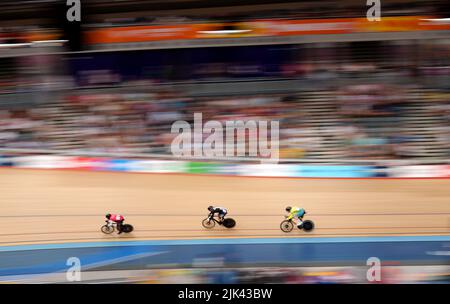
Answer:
[
  {"left": 106, "top": 213, "right": 125, "bottom": 234},
  {"left": 285, "top": 206, "right": 306, "bottom": 228},
  {"left": 207, "top": 206, "right": 228, "bottom": 223}
]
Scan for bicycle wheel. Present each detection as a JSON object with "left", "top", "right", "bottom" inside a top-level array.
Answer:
[
  {"left": 121, "top": 224, "right": 134, "bottom": 233},
  {"left": 101, "top": 225, "right": 114, "bottom": 234},
  {"left": 280, "top": 220, "right": 294, "bottom": 232},
  {"left": 223, "top": 218, "right": 236, "bottom": 228},
  {"left": 302, "top": 220, "right": 314, "bottom": 232},
  {"left": 202, "top": 218, "right": 215, "bottom": 229}
]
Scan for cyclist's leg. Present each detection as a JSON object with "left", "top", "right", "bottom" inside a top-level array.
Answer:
[
  {"left": 219, "top": 210, "right": 227, "bottom": 222},
  {"left": 117, "top": 220, "right": 124, "bottom": 234},
  {"left": 295, "top": 213, "right": 303, "bottom": 228}
]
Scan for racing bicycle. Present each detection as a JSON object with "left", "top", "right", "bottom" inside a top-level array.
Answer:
[
  {"left": 280, "top": 218, "right": 314, "bottom": 233},
  {"left": 202, "top": 215, "right": 236, "bottom": 229},
  {"left": 101, "top": 221, "right": 134, "bottom": 234}
]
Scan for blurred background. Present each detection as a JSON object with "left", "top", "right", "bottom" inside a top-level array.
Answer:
[
  {"left": 0, "top": 0, "right": 449, "bottom": 284},
  {"left": 0, "top": 0, "right": 449, "bottom": 161}
]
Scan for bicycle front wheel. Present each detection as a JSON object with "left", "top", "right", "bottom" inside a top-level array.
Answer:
[
  {"left": 202, "top": 218, "right": 215, "bottom": 229},
  {"left": 280, "top": 220, "right": 294, "bottom": 232},
  {"left": 101, "top": 225, "right": 114, "bottom": 234}
]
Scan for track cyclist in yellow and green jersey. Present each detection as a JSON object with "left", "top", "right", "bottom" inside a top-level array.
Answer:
[{"left": 285, "top": 206, "right": 306, "bottom": 229}]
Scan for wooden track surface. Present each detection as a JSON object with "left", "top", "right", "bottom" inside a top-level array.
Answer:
[{"left": 0, "top": 168, "right": 449, "bottom": 246}]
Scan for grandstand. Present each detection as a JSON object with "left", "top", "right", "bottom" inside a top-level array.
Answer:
[
  {"left": 0, "top": 0, "right": 449, "bottom": 287},
  {"left": 1, "top": 84, "right": 448, "bottom": 160}
]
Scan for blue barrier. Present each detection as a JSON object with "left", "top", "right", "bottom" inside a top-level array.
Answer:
[
  {"left": 295, "top": 165, "right": 376, "bottom": 178},
  {"left": 1, "top": 236, "right": 448, "bottom": 276},
  {"left": 102, "top": 159, "right": 138, "bottom": 172}
]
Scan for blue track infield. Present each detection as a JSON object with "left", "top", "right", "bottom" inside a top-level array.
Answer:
[{"left": 0, "top": 236, "right": 449, "bottom": 277}]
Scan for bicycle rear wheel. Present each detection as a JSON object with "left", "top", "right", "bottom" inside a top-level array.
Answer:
[
  {"left": 121, "top": 224, "right": 134, "bottom": 233},
  {"left": 302, "top": 220, "right": 314, "bottom": 232},
  {"left": 223, "top": 218, "right": 236, "bottom": 228}
]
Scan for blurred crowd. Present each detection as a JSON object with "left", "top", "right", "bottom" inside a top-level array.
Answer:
[
  {"left": 0, "top": 84, "right": 448, "bottom": 160},
  {"left": 0, "top": 6, "right": 449, "bottom": 162},
  {"left": 3, "top": 265, "right": 448, "bottom": 284},
  {"left": 128, "top": 266, "right": 450, "bottom": 284}
]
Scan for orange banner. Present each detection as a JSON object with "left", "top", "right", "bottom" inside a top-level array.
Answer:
[
  {"left": 85, "top": 23, "right": 269, "bottom": 44},
  {"left": 354, "top": 16, "right": 450, "bottom": 32},
  {"left": 259, "top": 19, "right": 355, "bottom": 36},
  {"left": 85, "top": 25, "right": 198, "bottom": 44},
  {"left": 85, "top": 16, "right": 450, "bottom": 45},
  {"left": 23, "top": 29, "right": 62, "bottom": 43},
  {"left": 194, "top": 22, "right": 269, "bottom": 39}
]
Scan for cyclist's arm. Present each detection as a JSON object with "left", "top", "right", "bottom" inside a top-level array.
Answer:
[{"left": 286, "top": 212, "right": 294, "bottom": 220}]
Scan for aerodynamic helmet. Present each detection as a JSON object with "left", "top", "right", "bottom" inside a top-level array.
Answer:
[
  {"left": 285, "top": 206, "right": 292, "bottom": 212},
  {"left": 208, "top": 206, "right": 214, "bottom": 212},
  {"left": 106, "top": 213, "right": 111, "bottom": 219}
]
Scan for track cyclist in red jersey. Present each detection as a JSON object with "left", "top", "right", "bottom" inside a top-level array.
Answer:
[{"left": 105, "top": 213, "right": 125, "bottom": 234}]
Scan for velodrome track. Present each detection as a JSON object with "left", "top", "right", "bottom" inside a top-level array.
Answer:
[{"left": 0, "top": 168, "right": 449, "bottom": 246}]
